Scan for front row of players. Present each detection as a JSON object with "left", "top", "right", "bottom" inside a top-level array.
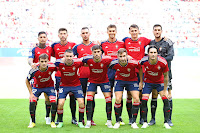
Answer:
[{"left": 26, "top": 45, "right": 171, "bottom": 129}]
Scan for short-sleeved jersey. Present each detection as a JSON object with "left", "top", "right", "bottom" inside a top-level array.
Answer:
[
  {"left": 139, "top": 56, "right": 169, "bottom": 84},
  {"left": 123, "top": 37, "right": 151, "bottom": 60},
  {"left": 82, "top": 55, "right": 113, "bottom": 83},
  {"left": 73, "top": 42, "right": 96, "bottom": 78},
  {"left": 51, "top": 41, "right": 76, "bottom": 77},
  {"left": 27, "top": 63, "right": 57, "bottom": 88},
  {"left": 109, "top": 59, "right": 141, "bottom": 81},
  {"left": 101, "top": 40, "right": 125, "bottom": 58},
  {"left": 28, "top": 46, "right": 52, "bottom": 63},
  {"left": 55, "top": 58, "right": 83, "bottom": 87}
]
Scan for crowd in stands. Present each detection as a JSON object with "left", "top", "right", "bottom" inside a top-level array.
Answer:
[{"left": 0, "top": 0, "right": 199, "bottom": 48}]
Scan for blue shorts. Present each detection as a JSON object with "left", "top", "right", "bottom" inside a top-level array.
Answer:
[
  {"left": 142, "top": 83, "right": 164, "bottom": 94},
  {"left": 55, "top": 76, "right": 61, "bottom": 91},
  {"left": 79, "top": 78, "right": 88, "bottom": 94},
  {"left": 87, "top": 82, "right": 111, "bottom": 92},
  {"left": 58, "top": 85, "right": 84, "bottom": 99},
  {"left": 107, "top": 69, "right": 116, "bottom": 88},
  {"left": 114, "top": 80, "right": 139, "bottom": 92},
  {"left": 32, "top": 87, "right": 56, "bottom": 98}
]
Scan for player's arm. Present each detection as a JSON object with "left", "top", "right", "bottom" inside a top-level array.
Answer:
[
  {"left": 163, "top": 71, "right": 169, "bottom": 90},
  {"left": 165, "top": 39, "right": 174, "bottom": 61},
  {"left": 26, "top": 72, "right": 36, "bottom": 100},
  {"left": 138, "top": 67, "right": 143, "bottom": 90},
  {"left": 28, "top": 48, "right": 37, "bottom": 69}
]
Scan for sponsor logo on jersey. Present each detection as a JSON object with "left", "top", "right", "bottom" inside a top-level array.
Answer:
[
  {"left": 58, "top": 52, "right": 65, "bottom": 57},
  {"left": 128, "top": 47, "right": 140, "bottom": 52},
  {"left": 63, "top": 72, "right": 75, "bottom": 76},
  {"left": 91, "top": 69, "right": 103, "bottom": 73},
  {"left": 81, "top": 48, "right": 84, "bottom": 51},
  {"left": 107, "top": 51, "right": 117, "bottom": 56},
  {"left": 119, "top": 73, "right": 130, "bottom": 77},
  {"left": 127, "top": 68, "right": 131, "bottom": 72},
  {"left": 147, "top": 71, "right": 158, "bottom": 76},
  {"left": 40, "top": 76, "right": 50, "bottom": 82}
]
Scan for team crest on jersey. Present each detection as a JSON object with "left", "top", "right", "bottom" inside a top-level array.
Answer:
[
  {"left": 38, "top": 75, "right": 41, "bottom": 78},
  {"left": 116, "top": 45, "right": 118, "bottom": 49},
  {"left": 100, "top": 63, "right": 104, "bottom": 68},
  {"left": 48, "top": 71, "right": 51, "bottom": 75},
  {"left": 127, "top": 68, "right": 131, "bottom": 72},
  {"left": 46, "top": 49, "right": 49, "bottom": 53},
  {"left": 139, "top": 41, "right": 141, "bottom": 45},
  {"left": 72, "top": 66, "right": 76, "bottom": 71},
  {"left": 157, "top": 65, "right": 161, "bottom": 70},
  {"left": 62, "top": 67, "right": 65, "bottom": 70},
  {"left": 90, "top": 64, "right": 93, "bottom": 66}
]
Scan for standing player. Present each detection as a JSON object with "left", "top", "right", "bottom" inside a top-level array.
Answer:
[
  {"left": 51, "top": 28, "right": 77, "bottom": 124},
  {"left": 83, "top": 45, "right": 113, "bottom": 128},
  {"left": 123, "top": 24, "right": 151, "bottom": 124},
  {"left": 26, "top": 54, "right": 57, "bottom": 128},
  {"left": 109, "top": 48, "right": 143, "bottom": 129},
  {"left": 28, "top": 31, "right": 53, "bottom": 124},
  {"left": 55, "top": 49, "right": 85, "bottom": 128},
  {"left": 139, "top": 45, "right": 171, "bottom": 129},
  {"left": 73, "top": 27, "right": 96, "bottom": 125},
  {"left": 101, "top": 24, "right": 125, "bottom": 125},
  {"left": 148, "top": 24, "right": 174, "bottom": 126}
]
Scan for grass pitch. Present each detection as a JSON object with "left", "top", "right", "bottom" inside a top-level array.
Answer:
[{"left": 0, "top": 99, "right": 199, "bottom": 133}]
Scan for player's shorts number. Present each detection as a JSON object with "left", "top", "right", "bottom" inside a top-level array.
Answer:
[
  {"left": 32, "top": 88, "right": 37, "bottom": 94},
  {"left": 59, "top": 88, "right": 63, "bottom": 93}
]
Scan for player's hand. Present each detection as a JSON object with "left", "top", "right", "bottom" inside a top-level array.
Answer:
[
  {"left": 30, "top": 93, "right": 37, "bottom": 101},
  {"left": 31, "top": 63, "right": 37, "bottom": 69},
  {"left": 139, "top": 82, "right": 143, "bottom": 90}
]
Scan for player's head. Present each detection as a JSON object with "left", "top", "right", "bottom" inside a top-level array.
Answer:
[
  {"left": 129, "top": 24, "right": 140, "bottom": 40},
  {"left": 81, "top": 27, "right": 90, "bottom": 41},
  {"left": 92, "top": 45, "right": 102, "bottom": 60},
  {"left": 64, "top": 49, "right": 74, "bottom": 63},
  {"left": 39, "top": 53, "right": 49, "bottom": 69},
  {"left": 148, "top": 45, "right": 158, "bottom": 60},
  {"left": 117, "top": 48, "right": 128, "bottom": 64},
  {"left": 38, "top": 31, "right": 48, "bottom": 45},
  {"left": 107, "top": 24, "right": 117, "bottom": 39},
  {"left": 153, "top": 24, "right": 162, "bottom": 38},
  {"left": 58, "top": 28, "right": 68, "bottom": 42}
]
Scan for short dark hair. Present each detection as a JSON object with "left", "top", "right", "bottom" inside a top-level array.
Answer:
[
  {"left": 38, "top": 31, "right": 47, "bottom": 37},
  {"left": 117, "top": 48, "right": 127, "bottom": 55},
  {"left": 81, "top": 27, "right": 89, "bottom": 31},
  {"left": 65, "top": 49, "right": 73, "bottom": 54},
  {"left": 129, "top": 24, "right": 139, "bottom": 30},
  {"left": 58, "top": 28, "right": 67, "bottom": 33},
  {"left": 107, "top": 24, "right": 117, "bottom": 30},
  {"left": 92, "top": 45, "right": 102, "bottom": 51},
  {"left": 148, "top": 45, "right": 158, "bottom": 53},
  {"left": 39, "top": 53, "right": 49, "bottom": 60},
  {"left": 153, "top": 24, "right": 162, "bottom": 30}
]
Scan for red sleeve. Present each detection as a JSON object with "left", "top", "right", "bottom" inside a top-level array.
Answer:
[
  {"left": 144, "top": 37, "right": 151, "bottom": 47},
  {"left": 163, "top": 63, "right": 169, "bottom": 73}
]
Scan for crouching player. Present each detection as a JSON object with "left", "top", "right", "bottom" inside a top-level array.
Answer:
[
  {"left": 109, "top": 48, "right": 143, "bottom": 129},
  {"left": 55, "top": 49, "right": 85, "bottom": 128},
  {"left": 26, "top": 53, "right": 57, "bottom": 128},
  {"left": 139, "top": 45, "right": 171, "bottom": 129}
]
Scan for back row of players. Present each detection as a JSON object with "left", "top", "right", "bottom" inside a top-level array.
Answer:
[{"left": 26, "top": 24, "right": 174, "bottom": 129}]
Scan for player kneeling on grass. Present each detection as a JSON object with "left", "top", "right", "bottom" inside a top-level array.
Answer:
[
  {"left": 139, "top": 45, "right": 171, "bottom": 129},
  {"left": 109, "top": 48, "right": 143, "bottom": 129},
  {"left": 26, "top": 53, "right": 57, "bottom": 128},
  {"left": 55, "top": 49, "right": 85, "bottom": 128}
]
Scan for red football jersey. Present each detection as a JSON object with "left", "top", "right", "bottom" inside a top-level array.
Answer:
[
  {"left": 27, "top": 63, "right": 57, "bottom": 88},
  {"left": 109, "top": 59, "right": 141, "bottom": 81},
  {"left": 123, "top": 37, "right": 151, "bottom": 60},
  {"left": 55, "top": 58, "right": 83, "bottom": 87},
  {"left": 73, "top": 42, "right": 96, "bottom": 78},
  {"left": 140, "top": 56, "right": 169, "bottom": 83},
  {"left": 28, "top": 46, "right": 52, "bottom": 63},
  {"left": 82, "top": 55, "right": 113, "bottom": 83},
  {"left": 101, "top": 40, "right": 125, "bottom": 58},
  {"left": 51, "top": 42, "right": 76, "bottom": 77}
]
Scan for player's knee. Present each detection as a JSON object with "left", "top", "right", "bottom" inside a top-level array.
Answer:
[
  {"left": 133, "top": 97, "right": 140, "bottom": 103},
  {"left": 115, "top": 96, "right": 122, "bottom": 104},
  {"left": 45, "top": 100, "right": 51, "bottom": 105}
]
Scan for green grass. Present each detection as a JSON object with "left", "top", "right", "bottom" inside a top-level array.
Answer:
[{"left": 0, "top": 99, "right": 200, "bottom": 133}]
